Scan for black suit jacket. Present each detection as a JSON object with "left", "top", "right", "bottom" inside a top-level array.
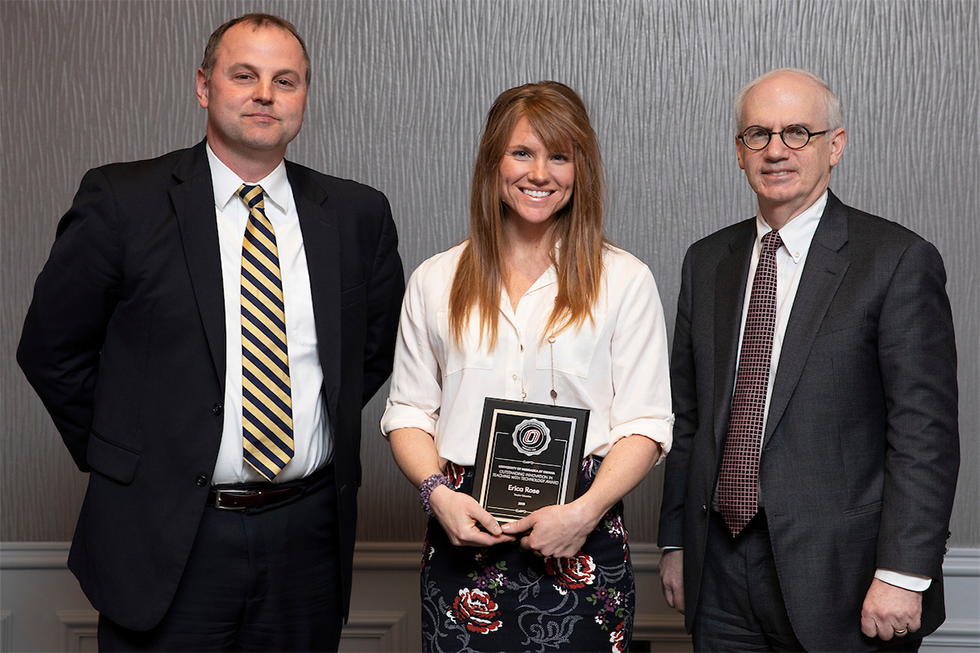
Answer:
[
  {"left": 17, "top": 140, "right": 404, "bottom": 631},
  {"left": 658, "top": 191, "right": 959, "bottom": 651}
]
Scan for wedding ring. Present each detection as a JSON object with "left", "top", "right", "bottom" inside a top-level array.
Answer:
[{"left": 895, "top": 628, "right": 908, "bottom": 636}]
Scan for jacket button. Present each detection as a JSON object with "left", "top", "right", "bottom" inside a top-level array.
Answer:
[
  {"left": 196, "top": 475, "right": 208, "bottom": 487},
  {"left": 212, "top": 403, "right": 222, "bottom": 415}
]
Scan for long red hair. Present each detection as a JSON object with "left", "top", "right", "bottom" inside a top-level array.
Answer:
[{"left": 449, "top": 81, "right": 607, "bottom": 350}]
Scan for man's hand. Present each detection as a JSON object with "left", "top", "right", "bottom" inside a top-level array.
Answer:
[
  {"left": 659, "top": 549, "right": 685, "bottom": 614},
  {"left": 860, "top": 578, "right": 922, "bottom": 640}
]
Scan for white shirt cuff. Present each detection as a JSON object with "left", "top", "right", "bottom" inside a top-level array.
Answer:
[{"left": 874, "top": 568, "right": 932, "bottom": 592}]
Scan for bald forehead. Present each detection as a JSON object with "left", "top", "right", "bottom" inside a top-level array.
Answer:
[
  {"left": 740, "top": 72, "right": 830, "bottom": 129},
  {"left": 752, "top": 72, "right": 822, "bottom": 98}
]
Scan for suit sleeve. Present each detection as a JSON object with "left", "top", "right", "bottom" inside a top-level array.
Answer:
[
  {"left": 658, "top": 246, "right": 698, "bottom": 548},
  {"left": 17, "top": 168, "right": 124, "bottom": 471},
  {"left": 360, "top": 195, "right": 405, "bottom": 405},
  {"left": 875, "top": 239, "right": 959, "bottom": 580}
]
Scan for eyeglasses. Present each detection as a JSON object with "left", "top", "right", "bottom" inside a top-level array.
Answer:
[{"left": 737, "top": 125, "right": 829, "bottom": 150}]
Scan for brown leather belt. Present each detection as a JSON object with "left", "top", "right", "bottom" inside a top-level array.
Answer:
[
  {"left": 207, "top": 465, "right": 331, "bottom": 511},
  {"left": 207, "top": 485, "right": 303, "bottom": 510}
]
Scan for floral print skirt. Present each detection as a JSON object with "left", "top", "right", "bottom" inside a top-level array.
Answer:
[{"left": 420, "top": 457, "right": 634, "bottom": 653}]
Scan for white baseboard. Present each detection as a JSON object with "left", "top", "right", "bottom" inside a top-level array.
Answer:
[
  {"left": 56, "top": 610, "right": 98, "bottom": 653},
  {"left": 2, "top": 542, "right": 976, "bottom": 652},
  {"left": 342, "top": 610, "right": 409, "bottom": 652},
  {"left": 0, "top": 612, "right": 12, "bottom": 653},
  {"left": 0, "top": 541, "right": 74, "bottom": 568},
  {"left": 923, "top": 621, "right": 980, "bottom": 651}
]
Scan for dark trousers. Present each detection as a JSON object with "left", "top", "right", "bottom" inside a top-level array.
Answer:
[
  {"left": 99, "top": 465, "right": 343, "bottom": 652},
  {"left": 693, "top": 510, "right": 922, "bottom": 653}
]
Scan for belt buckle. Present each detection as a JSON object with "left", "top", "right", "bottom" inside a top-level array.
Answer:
[{"left": 214, "top": 488, "right": 258, "bottom": 511}]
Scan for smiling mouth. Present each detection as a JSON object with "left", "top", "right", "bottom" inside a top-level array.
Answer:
[{"left": 522, "top": 189, "right": 554, "bottom": 198}]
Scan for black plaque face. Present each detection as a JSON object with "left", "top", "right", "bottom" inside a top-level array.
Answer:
[{"left": 471, "top": 398, "right": 589, "bottom": 523}]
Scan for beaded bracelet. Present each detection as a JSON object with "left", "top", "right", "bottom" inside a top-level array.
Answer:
[{"left": 419, "top": 473, "right": 452, "bottom": 516}]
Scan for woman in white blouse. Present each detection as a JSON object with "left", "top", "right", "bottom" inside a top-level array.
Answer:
[{"left": 381, "top": 81, "right": 673, "bottom": 652}]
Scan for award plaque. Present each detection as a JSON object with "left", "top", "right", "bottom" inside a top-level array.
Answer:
[{"left": 471, "top": 398, "right": 590, "bottom": 523}]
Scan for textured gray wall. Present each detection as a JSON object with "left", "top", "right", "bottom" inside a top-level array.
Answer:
[{"left": 2, "top": 0, "right": 977, "bottom": 549}]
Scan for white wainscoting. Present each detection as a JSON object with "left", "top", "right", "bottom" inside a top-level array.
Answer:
[
  {"left": 0, "top": 611, "right": 12, "bottom": 653},
  {"left": 1, "top": 542, "right": 976, "bottom": 652}
]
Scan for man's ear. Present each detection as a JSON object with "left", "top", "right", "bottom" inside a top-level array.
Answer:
[
  {"left": 196, "top": 68, "right": 209, "bottom": 109},
  {"left": 828, "top": 128, "right": 847, "bottom": 168}
]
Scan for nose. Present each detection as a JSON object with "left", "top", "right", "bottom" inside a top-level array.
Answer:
[
  {"left": 527, "top": 158, "right": 550, "bottom": 184},
  {"left": 763, "top": 133, "right": 790, "bottom": 159},
  {"left": 252, "top": 79, "right": 273, "bottom": 104}
]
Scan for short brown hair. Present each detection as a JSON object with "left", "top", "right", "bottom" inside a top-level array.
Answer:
[
  {"left": 201, "top": 13, "right": 311, "bottom": 87},
  {"left": 449, "top": 81, "right": 607, "bottom": 349}
]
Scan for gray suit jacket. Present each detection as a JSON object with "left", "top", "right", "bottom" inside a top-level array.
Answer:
[{"left": 658, "top": 191, "right": 959, "bottom": 651}]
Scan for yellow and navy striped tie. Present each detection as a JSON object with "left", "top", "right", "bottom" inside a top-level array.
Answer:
[{"left": 238, "top": 184, "right": 293, "bottom": 480}]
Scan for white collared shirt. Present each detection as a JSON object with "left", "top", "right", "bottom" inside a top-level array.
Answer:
[
  {"left": 739, "top": 190, "right": 930, "bottom": 591},
  {"left": 737, "top": 191, "right": 826, "bottom": 428},
  {"left": 207, "top": 144, "right": 331, "bottom": 484},
  {"left": 381, "top": 243, "right": 674, "bottom": 465}
]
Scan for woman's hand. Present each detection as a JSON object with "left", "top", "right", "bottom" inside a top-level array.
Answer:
[
  {"left": 501, "top": 435, "right": 662, "bottom": 558},
  {"left": 429, "top": 484, "right": 516, "bottom": 548},
  {"left": 390, "top": 427, "right": 513, "bottom": 547},
  {"left": 499, "top": 500, "right": 600, "bottom": 558}
]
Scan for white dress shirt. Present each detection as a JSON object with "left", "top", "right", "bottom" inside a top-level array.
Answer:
[
  {"left": 381, "top": 242, "right": 674, "bottom": 465},
  {"left": 737, "top": 193, "right": 826, "bottom": 427},
  {"left": 738, "top": 191, "right": 929, "bottom": 591},
  {"left": 207, "top": 145, "right": 331, "bottom": 484}
]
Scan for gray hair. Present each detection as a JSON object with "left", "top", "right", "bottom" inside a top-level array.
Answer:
[{"left": 734, "top": 68, "right": 843, "bottom": 133}]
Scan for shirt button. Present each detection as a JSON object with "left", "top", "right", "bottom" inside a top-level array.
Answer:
[
  {"left": 196, "top": 475, "right": 208, "bottom": 487},
  {"left": 212, "top": 402, "right": 222, "bottom": 416},
  {"left": 512, "top": 374, "right": 519, "bottom": 381}
]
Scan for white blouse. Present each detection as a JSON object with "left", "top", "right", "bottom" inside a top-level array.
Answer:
[{"left": 381, "top": 242, "right": 674, "bottom": 466}]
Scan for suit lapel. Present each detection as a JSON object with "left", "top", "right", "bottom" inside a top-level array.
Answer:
[
  {"left": 765, "top": 192, "right": 850, "bottom": 443},
  {"left": 287, "top": 163, "right": 341, "bottom": 427},
  {"left": 713, "top": 221, "right": 755, "bottom": 449},
  {"left": 170, "top": 142, "right": 225, "bottom": 384}
]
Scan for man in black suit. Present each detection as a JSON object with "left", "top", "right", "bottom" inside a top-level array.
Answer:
[
  {"left": 657, "top": 68, "right": 958, "bottom": 651},
  {"left": 17, "top": 13, "right": 403, "bottom": 651}
]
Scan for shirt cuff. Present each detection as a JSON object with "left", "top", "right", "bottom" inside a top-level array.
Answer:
[
  {"left": 874, "top": 568, "right": 932, "bottom": 592},
  {"left": 609, "top": 415, "right": 674, "bottom": 464},
  {"left": 379, "top": 401, "right": 437, "bottom": 439}
]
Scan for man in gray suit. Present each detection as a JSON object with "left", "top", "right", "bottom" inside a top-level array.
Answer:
[{"left": 657, "top": 68, "right": 958, "bottom": 651}]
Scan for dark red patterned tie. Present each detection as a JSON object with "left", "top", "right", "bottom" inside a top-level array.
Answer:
[{"left": 718, "top": 229, "right": 782, "bottom": 536}]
